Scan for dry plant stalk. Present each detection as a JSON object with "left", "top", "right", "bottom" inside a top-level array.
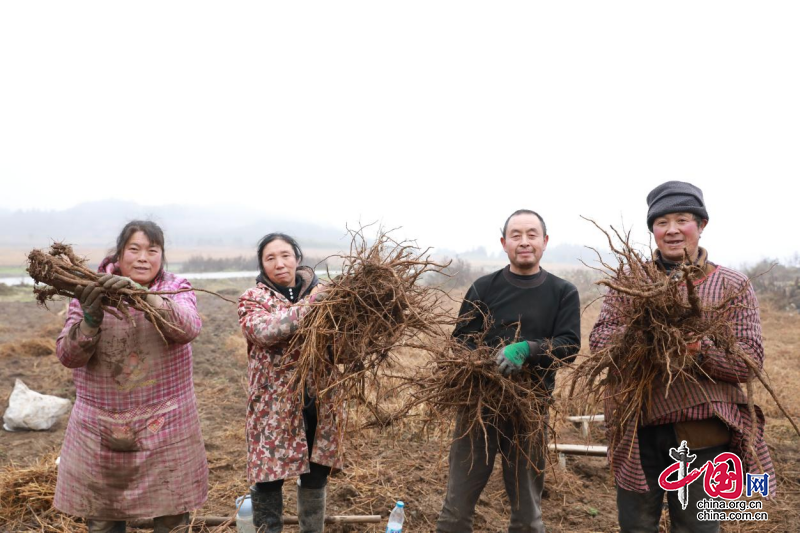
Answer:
[
  {"left": 569, "top": 218, "right": 800, "bottom": 465},
  {"left": 0, "top": 450, "right": 235, "bottom": 533},
  {"left": 287, "top": 226, "right": 454, "bottom": 419},
  {"left": 27, "top": 242, "right": 234, "bottom": 344},
  {"left": 408, "top": 317, "right": 552, "bottom": 470},
  {"left": 0, "top": 452, "right": 83, "bottom": 531}
]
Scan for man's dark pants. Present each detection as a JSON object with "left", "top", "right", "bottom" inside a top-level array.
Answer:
[
  {"left": 617, "top": 423, "right": 728, "bottom": 533},
  {"left": 436, "top": 416, "right": 546, "bottom": 533}
]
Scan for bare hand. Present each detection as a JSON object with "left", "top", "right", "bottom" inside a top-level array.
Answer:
[
  {"left": 686, "top": 339, "right": 702, "bottom": 357},
  {"left": 310, "top": 284, "right": 329, "bottom": 302}
]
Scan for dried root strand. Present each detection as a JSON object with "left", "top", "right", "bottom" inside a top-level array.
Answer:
[
  {"left": 287, "top": 226, "right": 455, "bottom": 437},
  {"left": 0, "top": 452, "right": 83, "bottom": 531},
  {"left": 27, "top": 242, "right": 235, "bottom": 344},
  {"left": 403, "top": 315, "right": 555, "bottom": 470},
  {"left": 568, "top": 220, "right": 800, "bottom": 466}
]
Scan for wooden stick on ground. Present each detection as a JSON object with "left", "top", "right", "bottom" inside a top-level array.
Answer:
[{"left": 129, "top": 514, "right": 383, "bottom": 528}]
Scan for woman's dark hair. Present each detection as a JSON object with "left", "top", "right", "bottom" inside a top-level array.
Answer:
[
  {"left": 111, "top": 220, "right": 167, "bottom": 270},
  {"left": 256, "top": 233, "right": 303, "bottom": 277}
]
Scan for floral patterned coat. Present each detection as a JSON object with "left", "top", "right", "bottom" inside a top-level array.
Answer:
[{"left": 238, "top": 267, "right": 344, "bottom": 483}]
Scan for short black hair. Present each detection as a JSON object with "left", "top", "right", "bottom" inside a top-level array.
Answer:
[
  {"left": 501, "top": 209, "right": 547, "bottom": 238},
  {"left": 256, "top": 233, "right": 303, "bottom": 278}
]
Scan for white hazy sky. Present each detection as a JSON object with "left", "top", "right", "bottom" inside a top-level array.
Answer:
[{"left": 1, "top": 2, "right": 799, "bottom": 266}]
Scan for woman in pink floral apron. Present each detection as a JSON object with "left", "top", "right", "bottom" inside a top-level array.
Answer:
[
  {"left": 238, "top": 233, "right": 343, "bottom": 533},
  {"left": 54, "top": 220, "right": 208, "bottom": 533}
]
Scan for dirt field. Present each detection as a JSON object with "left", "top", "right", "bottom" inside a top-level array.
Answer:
[{"left": 1, "top": 279, "right": 798, "bottom": 532}]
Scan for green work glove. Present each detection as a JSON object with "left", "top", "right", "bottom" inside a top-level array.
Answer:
[
  {"left": 495, "top": 341, "right": 541, "bottom": 376},
  {"left": 74, "top": 282, "right": 105, "bottom": 328}
]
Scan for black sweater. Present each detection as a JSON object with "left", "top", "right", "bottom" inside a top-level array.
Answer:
[{"left": 453, "top": 266, "right": 581, "bottom": 393}]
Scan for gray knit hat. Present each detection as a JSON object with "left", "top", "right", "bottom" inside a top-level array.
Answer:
[{"left": 646, "top": 180, "right": 709, "bottom": 230}]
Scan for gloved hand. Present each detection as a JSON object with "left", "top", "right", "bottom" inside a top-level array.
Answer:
[
  {"left": 73, "top": 282, "right": 105, "bottom": 328},
  {"left": 99, "top": 274, "right": 146, "bottom": 292},
  {"left": 100, "top": 274, "right": 166, "bottom": 314},
  {"left": 495, "top": 341, "right": 542, "bottom": 376}
]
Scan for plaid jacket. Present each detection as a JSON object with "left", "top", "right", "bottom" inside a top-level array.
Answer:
[
  {"left": 589, "top": 251, "right": 775, "bottom": 494},
  {"left": 238, "top": 270, "right": 344, "bottom": 484},
  {"left": 53, "top": 270, "right": 208, "bottom": 519}
]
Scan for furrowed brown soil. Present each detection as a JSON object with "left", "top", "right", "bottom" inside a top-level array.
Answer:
[{"left": 1, "top": 280, "right": 798, "bottom": 532}]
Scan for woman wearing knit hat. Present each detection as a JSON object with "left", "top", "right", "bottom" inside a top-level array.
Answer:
[{"left": 590, "top": 181, "right": 775, "bottom": 532}]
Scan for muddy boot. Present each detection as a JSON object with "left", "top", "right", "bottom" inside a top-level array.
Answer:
[
  {"left": 251, "top": 487, "right": 284, "bottom": 533},
  {"left": 297, "top": 485, "right": 326, "bottom": 533},
  {"left": 153, "top": 512, "right": 189, "bottom": 533},
  {"left": 87, "top": 520, "right": 126, "bottom": 533}
]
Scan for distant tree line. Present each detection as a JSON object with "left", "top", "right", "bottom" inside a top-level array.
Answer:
[
  {"left": 745, "top": 259, "right": 800, "bottom": 312},
  {"left": 424, "top": 257, "right": 605, "bottom": 302},
  {"left": 174, "top": 253, "right": 800, "bottom": 313},
  {"left": 430, "top": 257, "right": 484, "bottom": 290},
  {"left": 178, "top": 255, "right": 329, "bottom": 273}
]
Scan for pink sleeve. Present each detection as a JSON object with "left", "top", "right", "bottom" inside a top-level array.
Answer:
[
  {"left": 56, "top": 298, "right": 100, "bottom": 369},
  {"left": 157, "top": 278, "right": 202, "bottom": 345}
]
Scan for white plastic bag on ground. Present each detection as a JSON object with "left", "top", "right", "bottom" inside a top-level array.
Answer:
[{"left": 3, "top": 379, "right": 71, "bottom": 431}]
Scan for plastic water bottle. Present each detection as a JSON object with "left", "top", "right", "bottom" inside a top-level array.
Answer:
[
  {"left": 236, "top": 494, "right": 255, "bottom": 533},
  {"left": 386, "top": 501, "right": 405, "bottom": 533}
]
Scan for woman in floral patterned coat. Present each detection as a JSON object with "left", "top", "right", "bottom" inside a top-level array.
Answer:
[
  {"left": 54, "top": 220, "right": 208, "bottom": 533},
  {"left": 238, "top": 233, "right": 342, "bottom": 533}
]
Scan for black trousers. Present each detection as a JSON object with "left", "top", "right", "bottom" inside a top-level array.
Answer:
[{"left": 617, "top": 423, "right": 728, "bottom": 533}]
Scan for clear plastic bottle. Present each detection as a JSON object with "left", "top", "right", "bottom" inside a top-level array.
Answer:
[
  {"left": 386, "top": 501, "right": 405, "bottom": 533},
  {"left": 236, "top": 494, "right": 255, "bottom": 533}
]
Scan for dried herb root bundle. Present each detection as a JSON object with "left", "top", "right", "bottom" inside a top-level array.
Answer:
[
  {"left": 288, "top": 227, "right": 453, "bottom": 406},
  {"left": 409, "top": 326, "right": 552, "bottom": 468},
  {"left": 28, "top": 243, "right": 183, "bottom": 342},
  {"left": 569, "top": 219, "right": 800, "bottom": 460}
]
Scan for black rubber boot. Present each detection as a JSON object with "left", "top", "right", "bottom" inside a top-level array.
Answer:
[
  {"left": 251, "top": 487, "right": 284, "bottom": 533},
  {"left": 87, "top": 521, "right": 126, "bottom": 533},
  {"left": 153, "top": 512, "right": 189, "bottom": 533},
  {"left": 297, "top": 485, "right": 326, "bottom": 533}
]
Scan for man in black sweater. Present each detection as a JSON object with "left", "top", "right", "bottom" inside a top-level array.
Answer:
[{"left": 436, "top": 209, "right": 581, "bottom": 533}]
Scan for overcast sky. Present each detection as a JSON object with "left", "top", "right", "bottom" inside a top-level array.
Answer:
[{"left": 1, "top": 2, "right": 798, "bottom": 266}]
